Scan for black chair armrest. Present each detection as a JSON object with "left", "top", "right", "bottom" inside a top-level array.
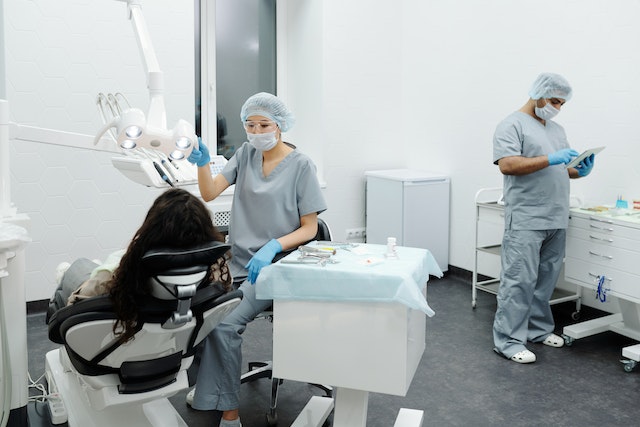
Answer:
[{"left": 48, "top": 295, "right": 115, "bottom": 344}]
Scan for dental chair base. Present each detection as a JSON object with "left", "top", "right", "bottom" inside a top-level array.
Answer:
[{"left": 45, "top": 348, "right": 189, "bottom": 426}]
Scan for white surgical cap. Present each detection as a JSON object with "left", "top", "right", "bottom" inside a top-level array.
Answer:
[
  {"left": 528, "top": 73, "right": 572, "bottom": 101},
  {"left": 240, "top": 92, "right": 295, "bottom": 132}
]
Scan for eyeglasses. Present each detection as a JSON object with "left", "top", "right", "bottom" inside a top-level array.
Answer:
[{"left": 244, "top": 121, "right": 277, "bottom": 132}]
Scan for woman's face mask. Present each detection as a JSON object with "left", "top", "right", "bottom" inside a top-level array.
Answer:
[
  {"left": 247, "top": 130, "right": 278, "bottom": 151},
  {"left": 534, "top": 100, "right": 560, "bottom": 120}
]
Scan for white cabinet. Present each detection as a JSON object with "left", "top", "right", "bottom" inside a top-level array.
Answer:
[
  {"left": 472, "top": 188, "right": 581, "bottom": 313},
  {"left": 564, "top": 213, "right": 640, "bottom": 301},
  {"left": 562, "top": 209, "right": 640, "bottom": 370},
  {"left": 365, "top": 169, "right": 450, "bottom": 272}
]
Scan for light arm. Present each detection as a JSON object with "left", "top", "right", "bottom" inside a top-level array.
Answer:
[
  {"left": 92, "top": 0, "right": 196, "bottom": 167},
  {"left": 124, "top": 0, "right": 167, "bottom": 130}
]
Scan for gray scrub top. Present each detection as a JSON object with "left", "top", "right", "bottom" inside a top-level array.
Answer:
[
  {"left": 221, "top": 142, "right": 327, "bottom": 277},
  {"left": 493, "top": 112, "right": 571, "bottom": 231}
]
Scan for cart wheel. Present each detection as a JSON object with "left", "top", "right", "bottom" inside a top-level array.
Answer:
[
  {"left": 472, "top": 301, "right": 476, "bottom": 309},
  {"left": 266, "top": 412, "right": 278, "bottom": 426},
  {"left": 621, "top": 359, "right": 637, "bottom": 373},
  {"left": 571, "top": 311, "right": 581, "bottom": 321},
  {"left": 562, "top": 334, "right": 574, "bottom": 347}
]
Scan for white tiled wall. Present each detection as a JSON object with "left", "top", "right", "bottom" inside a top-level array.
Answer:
[{"left": 4, "top": 0, "right": 195, "bottom": 301}]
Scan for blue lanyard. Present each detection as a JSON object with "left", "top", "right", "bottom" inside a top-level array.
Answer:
[{"left": 596, "top": 275, "right": 609, "bottom": 303}]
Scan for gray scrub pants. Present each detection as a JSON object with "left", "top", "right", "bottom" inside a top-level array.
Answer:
[
  {"left": 191, "top": 279, "right": 272, "bottom": 411},
  {"left": 493, "top": 229, "right": 566, "bottom": 358}
]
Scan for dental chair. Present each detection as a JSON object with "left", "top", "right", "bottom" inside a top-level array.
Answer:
[
  {"left": 44, "top": 241, "right": 243, "bottom": 427},
  {"left": 241, "top": 217, "right": 333, "bottom": 426}
]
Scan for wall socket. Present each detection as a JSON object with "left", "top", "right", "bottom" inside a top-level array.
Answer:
[{"left": 346, "top": 227, "right": 366, "bottom": 240}]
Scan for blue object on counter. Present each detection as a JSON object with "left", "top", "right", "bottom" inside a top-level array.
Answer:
[{"left": 616, "top": 199, "right": 629, "bottom": 209}]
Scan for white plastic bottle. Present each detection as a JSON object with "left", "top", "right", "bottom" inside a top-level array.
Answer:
[{"left": 385, "top": 237, "right": 398, "bottom": 259}]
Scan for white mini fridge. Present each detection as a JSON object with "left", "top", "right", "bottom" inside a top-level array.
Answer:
[{"left": 365, "top": 169, "right": 450, "bottom": 272}]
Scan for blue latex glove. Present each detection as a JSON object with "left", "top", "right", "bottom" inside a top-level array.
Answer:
[
  {"left": 575, "top": 153, "right": 595, "bottom": 177},
  {"left": 548, "top": 148, "right": 579, "bottom": 166},
  {"left": 187, "top": 137, "right": 211, "bottom": 167},
  {"left": 245, "top": 239, "right": 282, "bottom": 284}
]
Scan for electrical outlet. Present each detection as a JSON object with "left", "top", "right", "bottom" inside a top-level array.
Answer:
[{"left": 346, "top": 227, "right": 366, "bottom": 240}]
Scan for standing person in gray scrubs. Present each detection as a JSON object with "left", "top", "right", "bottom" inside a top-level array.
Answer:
[
  {"left": 492, "top": 73, "right": 596, "bottom": 364},
  {"left": 186, "top": 92, "right": 327, "bottom": 426}
]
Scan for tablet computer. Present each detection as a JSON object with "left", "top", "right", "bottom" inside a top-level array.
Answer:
[{"left": 566, "top": 146, "right": 606, "bottom": 169}]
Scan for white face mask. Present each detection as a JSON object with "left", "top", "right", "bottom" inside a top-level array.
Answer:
[
  {"left": 534, "top": 101, "right": 560, "bottom": 120},
  {"left": 247, "top": 131, "right": 278, "bottom": 151}
]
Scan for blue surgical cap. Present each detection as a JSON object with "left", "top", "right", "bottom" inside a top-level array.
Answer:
[
  {"left": 528, "top": 73, "right": 572, "bottom": 101},
  {"left": 240, "top": 92, "right": 295, "bottom": 132}
]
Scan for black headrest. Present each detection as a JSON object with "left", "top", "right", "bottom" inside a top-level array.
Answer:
[{"left": 142, "top": 241, "right": 231, "bottom": 276}]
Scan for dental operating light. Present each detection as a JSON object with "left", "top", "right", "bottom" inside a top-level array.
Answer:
[{"left": 93, "top": 0, "right": 196, "bottom": 162}]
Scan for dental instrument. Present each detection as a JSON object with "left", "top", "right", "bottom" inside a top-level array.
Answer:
[
  {"left": 152, "top": 161, "right": 174, "bottom": 187},
  {"left": 298, "top": 245, "right": 336, "bottom": 256}
]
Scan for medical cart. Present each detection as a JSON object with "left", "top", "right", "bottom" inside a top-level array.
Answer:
[
  {"left": 562, "top": 208, "right": 640, "bottom": 372},
  {"left": 472, "top": 187, "right": 582, "bottom": 315}
]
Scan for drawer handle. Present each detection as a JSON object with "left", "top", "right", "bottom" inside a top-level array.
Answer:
[
  {"left": 588, "top": 251, "right": 613, "bottom": 260},
  {"left": 589, "top": 235, "right": 614, "bottom": 243},
  {"left": 588, "top": 272, "right": 612, "bottom": 281},
  {"left": 589, "top": 217, "right": 614, "bottom": 225},
  {"left": 589, "top": 224, "right": 614, "bottom": 232}
]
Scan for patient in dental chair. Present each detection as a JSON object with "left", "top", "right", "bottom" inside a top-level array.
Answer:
[{"left": 48, "top": 187, "right": 232, "bottom": 343}]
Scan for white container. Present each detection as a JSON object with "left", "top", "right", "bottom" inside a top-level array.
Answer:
[{"left": 365, "top": 169, "right": 450, "bottom": 271}]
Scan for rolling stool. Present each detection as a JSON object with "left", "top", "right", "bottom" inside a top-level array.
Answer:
[{"left": 241, "top": 306, "right": 332, "bottom": 426}]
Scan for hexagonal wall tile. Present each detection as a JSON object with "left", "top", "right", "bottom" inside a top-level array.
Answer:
[
  {"left": 41, "top": 168, "right": 73, "bottom": 197},
  {"left": 67, "top": 180, "right": 100, "bottom": 209},
  {"left": 41, "top": 224, "right": 74, "bottom": 255}
]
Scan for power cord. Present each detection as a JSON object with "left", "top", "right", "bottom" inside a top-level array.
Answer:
[
  {"left": 28, "top": 369, "right": 68, "bottom": 424},
  {"left": 27, "top": 372, "right": 48, "bottom": 403}
]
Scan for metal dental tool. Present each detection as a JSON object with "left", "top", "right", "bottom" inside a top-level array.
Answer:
[
  {"left": 280, "top": 258, "right": 324, "bottom": 265},
  {"left": 280, "top": 246, "right": 340, "bottom": 266},
  {"left": 281, "top": 256, "right": 338, "bottom": 267},
  {"left": 298, "top": 245, "right": 336, "bottom": 256},
  {"left": 314, "top": 241, "right": 359, "bottom": 251}
]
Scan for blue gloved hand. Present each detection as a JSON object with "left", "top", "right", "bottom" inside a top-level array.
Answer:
[
  {"left": 576, "top": 153, "right": 595, "bottom": 177},
  {"left": 548, "top": 148, "right": 579, "bottom": 166},
  {"left": 245, "top": 239, "right": 282, "bottom": 284},
  {"left": 187, "top": 137, "right": 211, "bottom": 167}
]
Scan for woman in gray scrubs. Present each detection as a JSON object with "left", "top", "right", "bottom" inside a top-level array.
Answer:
[
  {"left": 186, "top": 92, "right": 327, "bottom": 426},
  {"left": 492, "top": 73, "right": 596, "bottom": 364}
]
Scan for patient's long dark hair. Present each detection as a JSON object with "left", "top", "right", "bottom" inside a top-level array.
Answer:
[{"left": 109, "top": 188, "right": 226, "bottom": 342}]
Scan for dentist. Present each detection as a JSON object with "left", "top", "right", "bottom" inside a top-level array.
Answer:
[{"left": 186, "top": 92, "right": 326, "bottom": 427}]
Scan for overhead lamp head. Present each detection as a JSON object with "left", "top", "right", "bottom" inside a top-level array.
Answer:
[
  {"left": 94, "top": 108, "right": 196, "bottom": 160},
  {"left": 170, "top": 119, "right": 195, "bottom": 160},
  {"left": 116, "top": 108, "right": 146, "bottom": 150}
]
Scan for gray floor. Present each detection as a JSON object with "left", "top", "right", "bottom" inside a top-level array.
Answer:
[{"left": 26, "top": 273, "right": 640, "bottom": 427}]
